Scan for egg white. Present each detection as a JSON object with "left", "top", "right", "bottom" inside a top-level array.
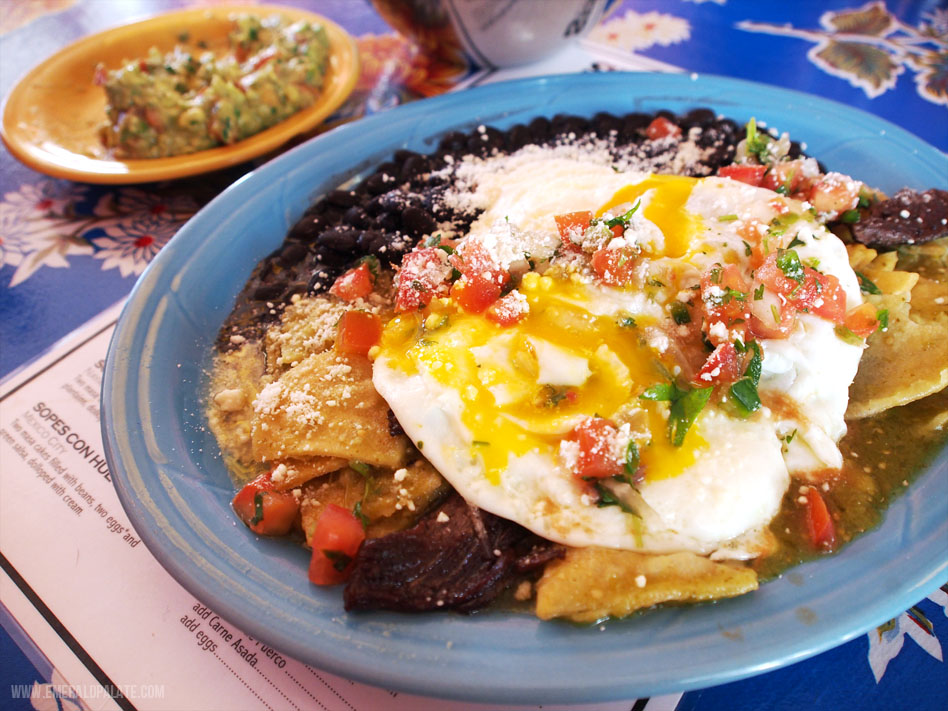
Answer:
[{"left": 374, "top": 169, "right": 864, "bottom": 556}]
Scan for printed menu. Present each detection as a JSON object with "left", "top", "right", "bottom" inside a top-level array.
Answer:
[{"left": 0, "top": 306, "right": 682, "bottom": 710}]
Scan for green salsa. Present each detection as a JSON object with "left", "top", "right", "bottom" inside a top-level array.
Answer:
[
  {"left": 755, "top": 386, "right": 948, "bottom": 580},
  {"left": 97, "top": 14, "right": 330, "bottom": 159}
]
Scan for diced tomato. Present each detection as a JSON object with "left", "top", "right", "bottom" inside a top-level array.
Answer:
[
  {"left": 554, "top": 211, "right": 593, "bottom": 249},
  {"left": 808, "top": 172, "right": 861, "bottom": 215},
  {"left": 752, "top": 252, "right": 848, "bottom": 330},
  {"left": 449, "top": 241, "right": 509, "bottom": 313},
  {"left": 232, "top": 472, "right": 300, "bottom": 536},
  {"left": 843, "top": 302, "right": 879, "bottom": 338},
  {"left": 567, "top": 417, "right": 625, "bottom": 480},
  {"left": 394, "top": 247, "right": 451, "bottom": 312},
  {"left": 804, "top": 488, "right": 836, "bottom": 549},
  {"left": 700, "top": 264, "right": 750, "bottom": 344},
  {"left": 591, "top": 245, "right": 639, "bottom": 286},
  {"left": 761, "top": 159, "right": 809, "bottom": 195},
  {"left": 335, "top": 311, "right": 382, "bottom": 356},
  {"left": 645, "top": 116, "right": 682, "bottom": 140},
  {"left": 694, "top": 342, "right": 742, "bottom": 385},
  {"left": 485, "top": 291, "right": 529, "bottom": 327},
  {"left": 451, "top": 277, "right": 502, "bottom": 313},
  {"left": 451, "top": 241, "right": 508, "bottom": 287},
  {"left": 329, "top": 262, "right": 375, "bottom": 301},
  {"left": 806, "top": 271, "right": 846, "bottom": 323},
  {"left": 307, "top": 504, "right": 366, "bottom": 586},
  {"left": 718, "top": 164, "right": 767, "bottom": 187}
]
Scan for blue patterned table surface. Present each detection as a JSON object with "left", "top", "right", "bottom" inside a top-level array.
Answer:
[{"left": 1, "top": 1, "right": 946, "bottom": 709}]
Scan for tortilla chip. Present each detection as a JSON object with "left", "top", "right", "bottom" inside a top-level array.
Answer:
[
  {"left": 847, "top": 240, "right": 948, "bottom": 419},
  {"left": 300, "top": 459, "right": 448, "bottom": 541},
  {"left": 535, "top": 547, "right": 758, "bottom": 623},
  {"left": 251, "top": 350, "right": 410, "bottom": 467},
  {"left": 269, "top": 457, "right": 347, "bottom": 491},
  {"left": 206, "top": 342, "right": 267, "bottom": 473},
  {"left": 265, "top": 296, "right": 345, "bottom": 369}
]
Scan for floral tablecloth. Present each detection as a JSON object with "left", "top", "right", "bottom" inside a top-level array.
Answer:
[{"left": 1, "top": 1, "right": 946, "bottom": 710}]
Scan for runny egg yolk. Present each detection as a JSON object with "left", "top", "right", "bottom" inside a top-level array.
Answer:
[
  {"left": 598, "top": 174, "right": 702, "bottom": 258},
  {"left": 378, "top": 273, "right": 706, "bottom": 486}
]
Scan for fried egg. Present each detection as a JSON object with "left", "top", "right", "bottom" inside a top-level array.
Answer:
[{"left": 373, "top": 166, "right": 863, "bottom": 558}]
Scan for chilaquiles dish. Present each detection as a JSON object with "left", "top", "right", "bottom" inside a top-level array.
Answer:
[{"left": 207, "top": 109, "right": 948, "bottom": 622}]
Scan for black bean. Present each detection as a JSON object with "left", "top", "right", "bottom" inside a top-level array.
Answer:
[
  {"left": 318, "top": 227, "right": 359, "bottom": 251},
  {"left": 326, "top": 189, "right": 358, "bottom": 208},
  {"left": 527, "top": 116, "right": 551, "bottom": 143},
  {"left": 682, "top": 107, "right": 716, "bottom": 128},
  {"left": 277, "top": 243, "right": 308, "bottom": 267},
  {"left": 344, "top": 206, "right": 372, "bottom": 229},
  {"left": 466, "top": 133, "right": 489, "bottom": 156},
  {"left": 285, "top": 282, "right": 308, "bottom": 298},
  {"left": 376, "top": 161, "right": 398, "bottom": 177},
  {"left": 438, "top": 131, "right": 468, "bottom": 153},
  {"left": 312, "top": 248, "right": 351, "bottom": 267},
  {"left": 505, "top": 123, "right": 532, "bottom": 151},
  {"left": 715, "top": 118, "right": 741, "bottom": 139},
  {"left": 375, "top": 211, "right": 401, "bottom": 232},
  {"left": 357, "top": 229, "right": 384, "bottom": 251},
  {"left": 286, "top": 217, "right": 318, "bottom": 243},
  {"left": 393, "top": 149, "right": 419, "bottom": 165},
  {"left": 401, "top": 205, "right": 437, "bottom": 237},
  {"left": 360, "top": 173, "right": 391, "bottom": 195},
  {"left": 400, "top": 155, "right": 430, "bottom": 180},
  {"left": 551, "top": 114, "right": 588, "bottom": 137},
  {"left": 365, "top": 196, "right": 386, "bottom": 216},
  {"left": 592, "top": 112, "right": 622, "bottom": 138},
  {"left": 252, "top": 283, "right": 284, "bottom": 301}
]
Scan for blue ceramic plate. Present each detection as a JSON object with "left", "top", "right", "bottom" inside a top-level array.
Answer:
[{"left": 102, "top": 73, "right": 948, "bottom": 704}]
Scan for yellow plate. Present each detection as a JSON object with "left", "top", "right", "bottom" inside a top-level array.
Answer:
[{"left": 0, "top": 4, "right": 359, "bottom": 184}]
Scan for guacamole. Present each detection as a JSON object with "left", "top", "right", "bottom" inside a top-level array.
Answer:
[{"left": 97, "top": 14, "right": 330, "bottom": 159}]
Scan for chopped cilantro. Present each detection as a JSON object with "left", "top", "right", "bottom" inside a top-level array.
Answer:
[
  {"left": 754, "top": 283, "right": 765, "bottom": 300},
  {"left": 604, "top": 200, "right": 641, "bottom": 228},
  {"left": 624, "top": 440, "right": 640, "bottom": 479},
  {"left": 349, "top": 461, "right": 372, "bottom": 478},
  {"left": 834, "top": 325, "right": 864, "bottom": 345},
  {"left": 353, "top": 501, "right": 369, "bottom": 529},
  {"left": 855, "top": 270, "right": 882, "bottom": 295},
  {"left": 877, "top": 308, "right": 889, "bottom": 331},
  {"left": 776, "top": 249, "right": 805, "bottom": 284},
  {"left": 251, "top": 492, "right": 265, "bottom": 526},
  {"left": 322, "top": 549, "right": 353, "bottom": 572},
  {"left": 744, "top": 117, "right": 772, "bottom": 163},
  {"left": 670, "top": 302, "right": 691, "bottom": 324},
  {"left": 594, "top": 482, "right": 640, "bottom": 518},
  {"left": 742, "top": 240, "right": 753, "bottom": 257},
  {"left": 618, "top": 315, "right": 637, "bottom": 329},
  {"left": 787, "top": 236, "right": 805, "bottom": 249},
  {"left": 840, "top": 209, "right": 861, "bottom": 224},
  {"left": 639, "top": 381, "right": 713, "bottom": 446},
  {"left": 729, "top": 342, "right": 762, "bottom": 417}
]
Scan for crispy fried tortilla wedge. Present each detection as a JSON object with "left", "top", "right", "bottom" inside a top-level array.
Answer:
[
  {"left": 251, "top": 350, "right": 410, "bottom": 466},
  {"left": 535, "top": 547, "right": 758, "bottom": 623},
  {"left": 206, "top": 342, "right": 267, "bottom": 472},
  {"left": 300, "top": 460, "right": 448, "bottom": 541},
  {"left": 847, "top": 242, "right": 948, "bottom": 419},
  {"left": 269, "top": 457, "right": 347, "bottom": 491},
  {"left": 266, "top": 296, "right": 344, "bottom": 369}
]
